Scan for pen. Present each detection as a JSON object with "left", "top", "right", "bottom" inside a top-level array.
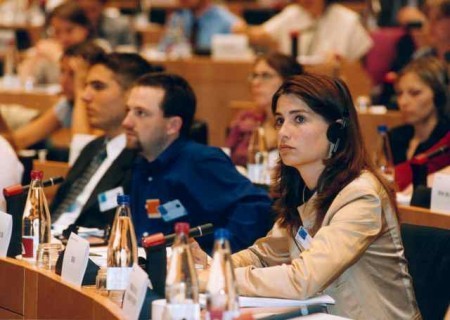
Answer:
[{"left": 89, "top": 253, "right": 102, "bottom": 257}]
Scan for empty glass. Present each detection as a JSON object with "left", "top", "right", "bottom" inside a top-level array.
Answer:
[
  {"left": 36, "top": 243, "right": 63, "bottom": 271},
  {"left": 96, "top": 268, "right": 108, "bottom": 296}
]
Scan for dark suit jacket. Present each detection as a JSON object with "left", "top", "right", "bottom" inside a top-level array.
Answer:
[{"left": 50, "top": 136, "right": 136, "bottom": 229}]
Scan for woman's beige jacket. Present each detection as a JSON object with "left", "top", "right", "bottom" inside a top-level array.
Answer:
[{"left": 232, "top": 172, "right": 421, "bottom": 320}]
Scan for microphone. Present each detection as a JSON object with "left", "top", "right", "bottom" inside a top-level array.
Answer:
[
  {"left": 3, "top": 176, "right": 65, "bottom": 198},
  {"left": 142, "top": 223, "right": 214, "bottom": 248},
  {"left": 412, "top": 145, "right": 450, "bottom": 165}
]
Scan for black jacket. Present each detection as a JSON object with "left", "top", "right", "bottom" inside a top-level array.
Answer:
[{"left": 50, "top": 136, "right": 136, "bottom": 229}]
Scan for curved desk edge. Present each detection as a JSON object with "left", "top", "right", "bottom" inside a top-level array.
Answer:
[{"left": 0, "top": 257, "right": 125, "bottom": 319}]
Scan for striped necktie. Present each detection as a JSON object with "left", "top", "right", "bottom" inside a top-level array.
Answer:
[{"left": 53, "top": 141, "right": 108, "bottom": 218}]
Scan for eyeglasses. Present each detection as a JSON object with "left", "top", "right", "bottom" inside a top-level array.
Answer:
[{"left": 247, "top": 72, "right": 278, "bottom": 82}]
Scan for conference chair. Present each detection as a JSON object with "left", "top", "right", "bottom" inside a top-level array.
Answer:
[{"left": 401, "top": 223, "right": 450, "bottom": 320}]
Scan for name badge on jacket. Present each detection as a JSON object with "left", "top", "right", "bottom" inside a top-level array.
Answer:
[
  {"left": 98, "top": 186, "right": 124, "bottom": 212},
  {"left": 158, "top": 199, "right": 188, "bottom": 222},
  {"left": 295, "top": 226, "right": 313, "bottom": 251}
]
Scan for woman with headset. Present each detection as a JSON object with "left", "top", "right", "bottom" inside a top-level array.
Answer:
[
  {"left": 389, "top": 57, "right": 450, "bottom": 191},
  {"left": 199, "top": 73, "right": 420, "bottom": 319}
]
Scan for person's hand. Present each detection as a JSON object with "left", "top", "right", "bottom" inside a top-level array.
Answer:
[
  {"left": 189, "top": 239, "right": 208, "bottom": 269},
  {"left": 69, "top": 57, "right": 90, "bottom": 94}
]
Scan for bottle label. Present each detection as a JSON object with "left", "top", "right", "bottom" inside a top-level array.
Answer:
[
  {"left": 107, "top": 267, "right": 133, "bottom": 290},
  {"left": 207, "top": 310, "right": 239, "bottom": 320},
  {"left": 164, "top": 303, "right": 200, "bottom": 320}
]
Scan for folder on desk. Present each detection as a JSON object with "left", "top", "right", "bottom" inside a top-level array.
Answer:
[
  {"left": 238, "top": 294, "right": 335, "bottom": 308},
  {"left": 199, "top": 293, "right": 334, "bottom": 308}
]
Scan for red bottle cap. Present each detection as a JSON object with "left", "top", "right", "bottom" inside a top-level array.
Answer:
[
  {"left": 175, "top": 222, "right": 189, "bottom": 235},
  {"left": 30, "top": 170, "right": 43, "bottom": 180},
  {"left": 289, "top": 30, "right": 300, "bottom": 38}
]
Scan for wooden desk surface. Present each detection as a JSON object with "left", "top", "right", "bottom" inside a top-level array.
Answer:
[
  {"left": 398, "top": 205, "right": 450, "bottom": 230},
  {"left": 0, "top": 257, "right": 125, "bottom": 319},
  {"left": 0, "top": 88, "right": 60, "bottom": 112}
]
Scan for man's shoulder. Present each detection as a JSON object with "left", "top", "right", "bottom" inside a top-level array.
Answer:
[
  {"left": 326, "top": 4, "right": 360, "bottom": 23},
  {"left": 180, "top": 140, "right": 226, "bottom": 160},
  {"left": 199, "top": 5, "right": 238, "bottom": 28}
]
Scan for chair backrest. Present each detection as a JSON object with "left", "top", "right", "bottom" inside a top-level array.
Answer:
[
  {"left": 401, "top": 224, "right": 450, "bottom": 320},
  {"left": 189, "top": 119, "right": 209, "bottom": 145},
  {"left": 6, "top": 192, "right": 27, "bottom": 257},
  {"left": 365, "top": 27, "right": 406, "bottom": 85}
]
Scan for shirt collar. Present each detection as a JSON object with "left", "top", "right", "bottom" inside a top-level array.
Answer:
[{"left": 105, "top": 133, "right": 127, "bottom": 159}]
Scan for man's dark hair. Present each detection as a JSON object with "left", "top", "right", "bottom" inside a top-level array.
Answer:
[
  {"left": 62, "top": 40, "right": 106, "bottom": 65},
  {"left": 94, "top": 53, "right": 164, "bottom": 90},
  {"left": 133, "top": 73, "right": 196, "bottom": 137}
]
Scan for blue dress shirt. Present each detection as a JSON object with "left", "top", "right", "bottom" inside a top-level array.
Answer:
[
  {"left": 162, "top": 5, "right": 238, "bottom": 51},
  {"left": 130, "top": 138, "right": 273, "bottom": 253}
]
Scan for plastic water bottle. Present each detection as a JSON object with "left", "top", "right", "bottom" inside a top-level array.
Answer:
[
  {"left": 206, "top": 228, "right": 240, "bottom": 320},
  {"left": 247, "top": 124, "right": 269, "bottom": 184},
  {"left": 374, "top": 125, "right": 396, "bottom": 188},
  {"left": 164, "top": 222, "right": 200, "bottom": 320}
]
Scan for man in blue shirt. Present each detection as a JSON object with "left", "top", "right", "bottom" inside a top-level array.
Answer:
[
  {"left": 123, "top": 73, "right": 273, "bottom": 253},
  {"left": 160, "top": 0, "right": 243, "bottom": 54}
]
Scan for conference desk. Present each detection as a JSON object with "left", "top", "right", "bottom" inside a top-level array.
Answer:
[
  {"left": 398, "top": 205, "right": 450, "bottom": 230},
  {"left": 0, "top": 257, "right": 125, "bottom": 320},
  {"left": 0, "top": 86, "right": 60, "bottom": 113}
]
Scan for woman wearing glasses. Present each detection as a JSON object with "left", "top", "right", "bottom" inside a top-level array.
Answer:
[{"left": 226, "top": 53, "right": 303, "bottom": 166}]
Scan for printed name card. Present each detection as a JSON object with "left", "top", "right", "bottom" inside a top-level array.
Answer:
[
  {"left": 62, "top": 232, "right": 90, "bottom": 286},
  {"left": 431, "top": 173, "right": 450, "bottom": 214},
  {"left": 122, "top": 264, "right": 151, "bottom": 320},
  {"left": 0, "top": 211, "right": 12, "bottom": 257}
]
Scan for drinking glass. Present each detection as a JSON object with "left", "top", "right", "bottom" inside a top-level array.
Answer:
[{"left": 36, "top": 243, "right": 63, "bottom": 271}]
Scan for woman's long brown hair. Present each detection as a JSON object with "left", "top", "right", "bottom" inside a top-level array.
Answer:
[{"left": 271, "top": 73, "right": 397, "bottom": 235}]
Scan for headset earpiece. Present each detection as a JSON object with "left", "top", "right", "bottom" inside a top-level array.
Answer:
[
  {"left": 326, "top": 122, "right": 344, "bottom": 144},
  {"left": 327, "top": 120, "right": 347, "bottom": 158}
]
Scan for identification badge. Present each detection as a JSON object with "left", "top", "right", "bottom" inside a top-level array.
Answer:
[
  {"left": 295, "top": 226, "right": 313, "bottom": 251},
  {"left": 158, "top": 199, "right": 188, "bottom": 222},
  {"left": 98, "top": 186, "right": 124, "bottom": 212},
  {"left": 146, "top": 199, "right": 161, "bottom": 219}
]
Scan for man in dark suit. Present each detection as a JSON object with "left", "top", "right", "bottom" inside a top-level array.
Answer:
[{"left": 50, "top": 53, "right": 157, "bottom": 230}]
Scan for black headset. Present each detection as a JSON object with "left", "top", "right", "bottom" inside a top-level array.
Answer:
[{"left": 326, "top": 79, "right": 351, "bottom": 157}]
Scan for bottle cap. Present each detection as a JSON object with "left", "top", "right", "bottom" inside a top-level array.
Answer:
[
  {"left": 214, "top": 228, "right": 230, "bottom": 240},
  {"left": 175, "top": 222, "right": 189, "bottom": 235},
  {"left": 30, "top": 170, "right": 43, "bottom": 180},
  {"left": 377, "top": 125, "right": 388, "bottom": 133},
  {"left": 117, "top": 194, "right": 130, "bottom": 205}
]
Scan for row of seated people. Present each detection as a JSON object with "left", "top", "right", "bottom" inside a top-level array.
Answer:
[
  {"left": 9, "top": 0, "right": 448, "bottom": 84},
  {"left": 1, "top": 42, "right": 449, "bottom": 213},
  {"left": 2, "top": 61, "right": 427, "bottom": 318}
]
